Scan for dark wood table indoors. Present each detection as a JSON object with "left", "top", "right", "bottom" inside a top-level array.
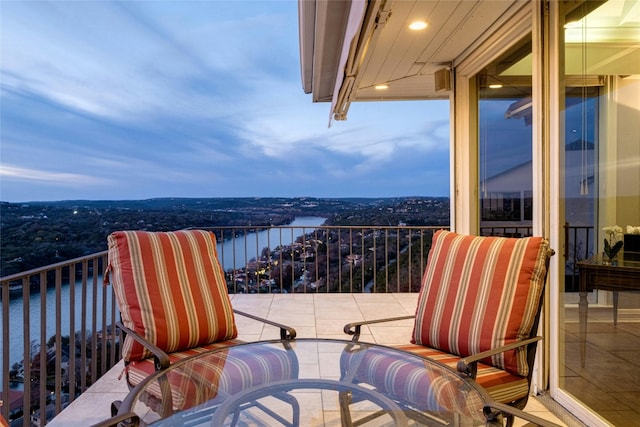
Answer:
[{"left": 577, "top": 255, "right": 640, "bottom": 366}]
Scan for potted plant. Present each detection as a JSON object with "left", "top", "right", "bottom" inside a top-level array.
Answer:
[{"left": 602, "top": 225, "right": 623, "bottom": 265}]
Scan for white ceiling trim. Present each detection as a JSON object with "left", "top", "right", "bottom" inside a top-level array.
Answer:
[
  {"left": 298, "top": 0, "right": 316, "bottom": 94},
  {"left": 328, "top": 0, "right": 368, "bottom": 126},
  {"left": 454, "top": 0, "right": 532, "bottom": 77},
  {"left": 329, "top": 0, "right": 394, "bottom": 125}
]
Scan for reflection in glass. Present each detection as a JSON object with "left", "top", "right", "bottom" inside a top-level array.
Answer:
[
  {"left": 559, "top": 1, "right": 640, "bottom": 424},
  {"left": 478, "top": 38, "right": 533, "bottom": 236}
]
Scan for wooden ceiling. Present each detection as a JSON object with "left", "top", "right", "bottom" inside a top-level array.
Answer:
[
  {"left": 299, "top": 0, "right": 528, "bottom": 107},
  {"left": 299, "top": 0, "right": 640, "bottom": 120}
]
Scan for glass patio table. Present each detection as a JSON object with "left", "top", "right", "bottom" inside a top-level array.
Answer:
[{"left": 116, "top": 338, "right": 491, "bottom": 426}]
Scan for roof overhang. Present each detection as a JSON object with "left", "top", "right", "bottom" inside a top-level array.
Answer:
[
  {"left": 298, "top": 0, "right": 530, "bottom": 122},
  {"left": 299, "top": 0, "right": 354, "bottom": 103}
]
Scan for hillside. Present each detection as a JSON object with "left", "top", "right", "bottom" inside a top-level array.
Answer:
[{"left": 0, "top": 197, "right": 449, "bottom": 276}]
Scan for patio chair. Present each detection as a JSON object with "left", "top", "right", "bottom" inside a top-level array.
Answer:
[
  {"left": 343, "top": 230, "right": 553, "bottom": 427},
  {"left": 104, "top": 229, "right": 298, "bottom": 423}
]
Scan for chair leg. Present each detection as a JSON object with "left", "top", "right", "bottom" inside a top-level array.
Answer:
[
  {"left": 231, "top": 393, "right": 300, "bottom": 427},
  {"left": 274, "top": 392, "right": 301, "bottom": 427},
  {"left": 110, "top": 400, "right": 121, "bottom": 417},
  {"left": 339, "top": 391, "right": 354, "bottom": 427},
  {"left": 505, "top": 413, "right": 515, "bottom": 427},
  {"left": 613, "top": 290, "right": 619, "bottom": 325}
]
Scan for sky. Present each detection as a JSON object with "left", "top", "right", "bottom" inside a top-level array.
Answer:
[{"left": 0, "top": 0, "right": 451, "bottom": 203}]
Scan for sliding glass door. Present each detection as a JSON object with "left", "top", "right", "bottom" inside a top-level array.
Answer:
[{"left": 555, "top": 1, "right": 640, "bottom": 425}]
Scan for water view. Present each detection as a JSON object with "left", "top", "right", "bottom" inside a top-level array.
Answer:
[{"left": 217, "top": 216, "right": 326, "bottom": 270}]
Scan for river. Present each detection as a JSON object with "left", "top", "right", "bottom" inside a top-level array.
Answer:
[
  {"left": 1, "top": 216, "right": 326, "bottom": 382},
  {"left": 217, "top": 216, "right": 327, "bottom": 270}
]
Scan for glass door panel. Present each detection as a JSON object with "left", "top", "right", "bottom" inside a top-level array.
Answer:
[
  {"left": 478, "top": 38, "right": 533, "bottom": 237},
  {"left": 558, "top": 1, "right": 640, "bottom": 424}
]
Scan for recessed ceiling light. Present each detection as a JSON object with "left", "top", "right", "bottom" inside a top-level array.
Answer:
[
  {"left": 489, "top": 84, "right": 503, "bottom": 89},
  {"left": 409, "top": 21, "right": 428, "bottom": 31},
  {"left": 375, "top": 84, "right": 389, "bottom": 90}
]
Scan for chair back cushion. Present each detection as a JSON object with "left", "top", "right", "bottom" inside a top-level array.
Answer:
[
  {"left": 107, "top": 230, "right": 238, "bottom": 362},
  {"left": 412, "top": 230, "right": 550, "bottom": 376}
]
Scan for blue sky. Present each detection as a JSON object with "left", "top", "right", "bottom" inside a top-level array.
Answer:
[{"left": 0, "top": 1, "right": 450, "bottom": 203}]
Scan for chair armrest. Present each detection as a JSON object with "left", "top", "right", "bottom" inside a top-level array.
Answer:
[
  {"left": 117, "top": 310, "right": 296, "bottom": 373},
  {"left": 457, "top": 336, "right": 542, "bottom": 378},
  {"left": 233, "top": 309, "right": 297, "bottom": 340},
  {"left": 89, "top": 412, "right": 140, "bottom": 427},
  {"left": 484, "top": 401, "right": 561, "bottom": 427},
  {"left": 116, "top": 321, "right": 171, "bottom": 370},
  {"left": 343, "top": 315, "right": 415, "bottom": 341}
]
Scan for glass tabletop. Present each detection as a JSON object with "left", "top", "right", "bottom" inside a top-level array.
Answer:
[{"left": 120, "top": 338, "right": 488, "bottom": 426}]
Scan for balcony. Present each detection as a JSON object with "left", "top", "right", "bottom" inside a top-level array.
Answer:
[
  {"left": 1, "top": 225, "right": 578, "bottom": 426},
  {"left": 51, "top": 292, "right": 572, "bottom": 427}
]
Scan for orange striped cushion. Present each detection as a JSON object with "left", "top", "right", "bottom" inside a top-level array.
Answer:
[
  {"left": 126, "top": 339, "right": 244, "bottom": 389},
  {"left": 396, "top": 344, "right": 530, "bottom": 405},
  {"left": 107, "top": 230, "right": 238, "bottom": 362},
  {"left": 341, "top": 345, "right": 485, "bottom": 421},
  {"left": 412, "top": 230, "right": 550, "bottom": 377},
  {"left": 130, "top": 342, "right": 298, "bottom": 412}
]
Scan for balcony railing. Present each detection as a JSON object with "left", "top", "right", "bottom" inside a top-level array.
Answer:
[
  {"left": 1, "top": 224, "right": 592, "bottom": 425},
  {"left": 1, "top": 251, "right": 116, "bottom": 427},
  {"left": 1, "top": 224, "right": 442, "bottom": 425},
  {"left": 206, "top": 225, "right": 443, "bottom": 294}
]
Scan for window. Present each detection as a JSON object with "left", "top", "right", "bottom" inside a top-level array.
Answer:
[{"left": 478, "top": 38, "right": 533, "bottom": 232}]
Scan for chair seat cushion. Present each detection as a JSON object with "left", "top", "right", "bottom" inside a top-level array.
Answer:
[
  {"left": 396, "top": 343, "right": 530, "bottom": 405},
  {"left": 340, "top": 344, "right": 486, "bottom": 422},
  {"left": 129, "top": 341, "right": 299, "bottom": 412},
  {"left": 125, "top": 339, "right": 244, "bottom": 389}
]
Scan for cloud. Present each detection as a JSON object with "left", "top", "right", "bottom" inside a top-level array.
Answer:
[
  {"left": 0, "top": 165, "right": 110, "bottom": 186},
  {"left": 2, "top": 2, "right": 236, "bottom": 123},
  {"left": 236, "top": 100, "right": 449, "bottom": 171},
  {"left": 0, "top": 1, "right": 451, "bottom": 202}
]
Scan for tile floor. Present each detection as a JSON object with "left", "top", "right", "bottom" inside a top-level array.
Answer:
[
  {"left": 48, "top": 293, "right": 570, "bottom": 427},
  {"left": 562, "top": 305, "right": 640, "bottom": 427}
]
